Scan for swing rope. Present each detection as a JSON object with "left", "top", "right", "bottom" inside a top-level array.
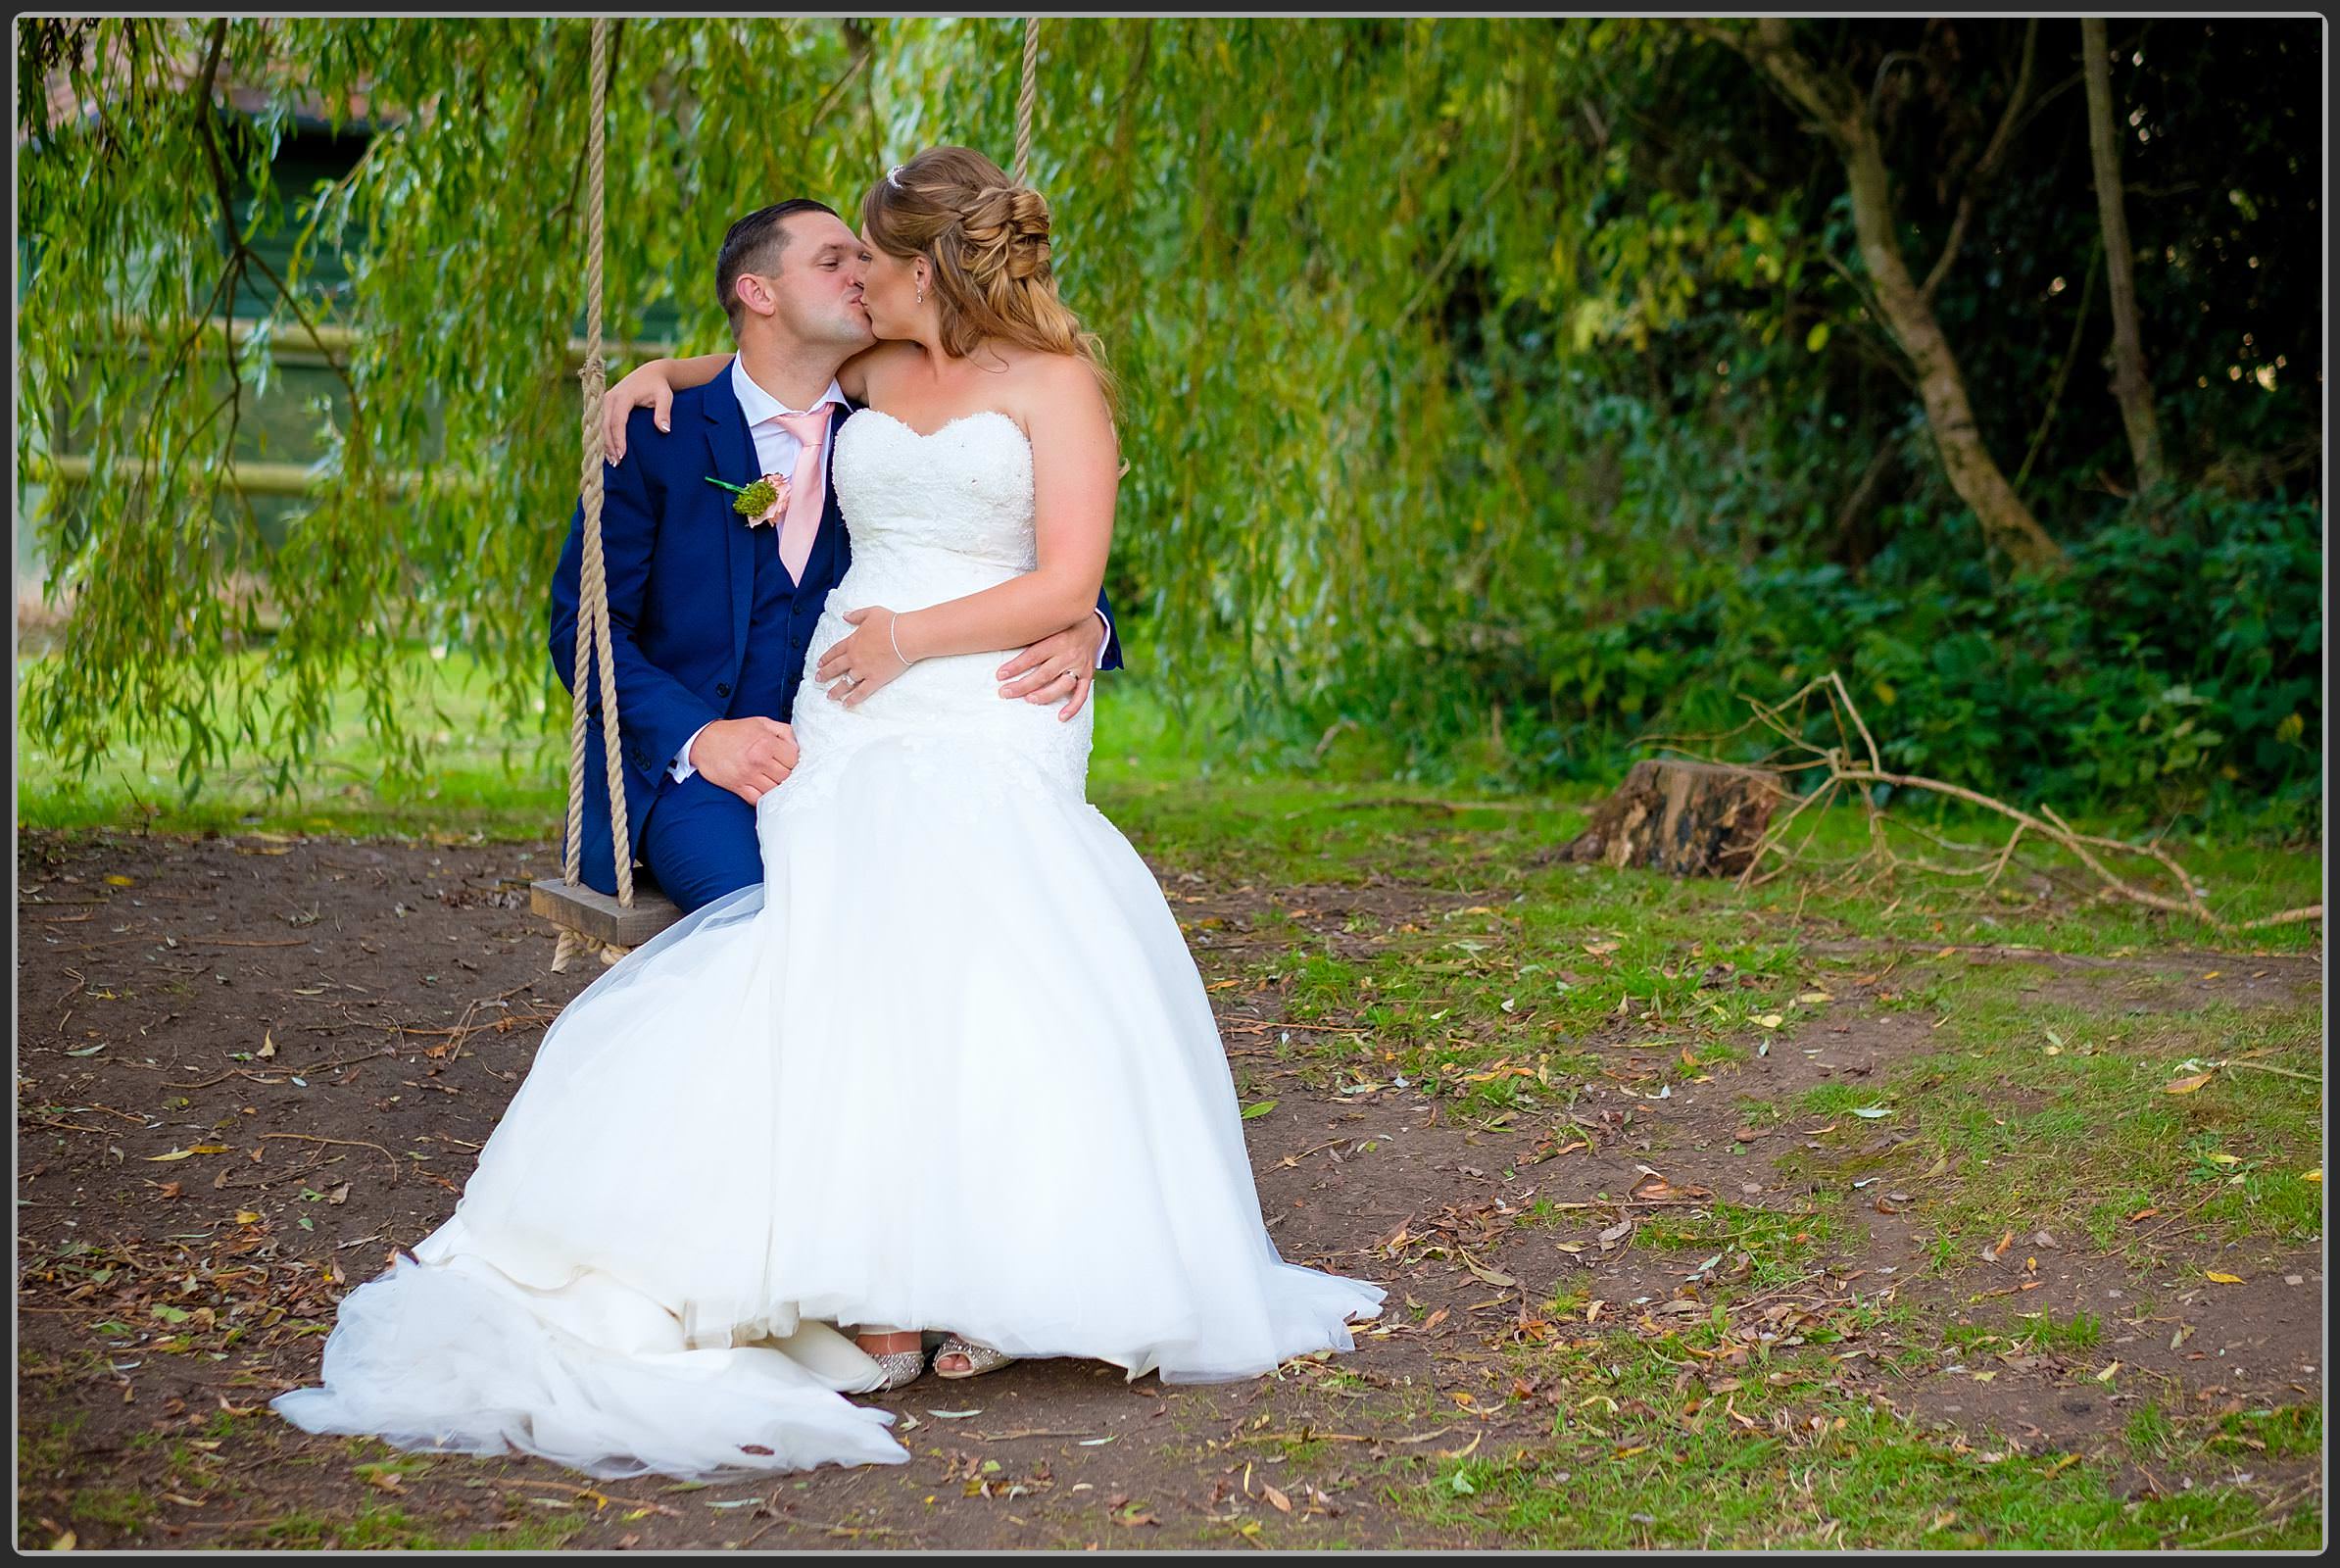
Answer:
[
  {"left": 1013, "top": 17, "right": 1040, "bottom": 185},
  {"left": 555, "top": 15, "right": 633, "bottom": 973}
]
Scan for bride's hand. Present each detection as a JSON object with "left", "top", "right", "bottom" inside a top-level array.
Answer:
[
  {"left": 600, "top": 360, "right": 680, "bottom": 465},
  {"left": 814, "top": 608, "right": 915, "bottom": 710}
]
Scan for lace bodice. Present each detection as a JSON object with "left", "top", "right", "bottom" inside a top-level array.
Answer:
[
  {"left": 833, "top": 409, "right": 1040, "bottom": 572},
  {"left": 766, "top": 407, "right": 1094, "bottom": 830}
]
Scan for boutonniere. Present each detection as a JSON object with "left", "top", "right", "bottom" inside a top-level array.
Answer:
[{"left": 704, "top": 472, "right": 790, "bottom": 527}]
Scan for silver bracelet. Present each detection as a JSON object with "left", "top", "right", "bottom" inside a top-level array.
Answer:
[{"left": 889, "top": 615, "right": 915, "bottom": 669}]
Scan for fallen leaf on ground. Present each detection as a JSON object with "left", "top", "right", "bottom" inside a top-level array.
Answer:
[
  {"left": 2163, "top": 1072, "right": 2216, "bottom": 1096},
  {"left": 2204, "top": 1272, "right": 2245, "bottom": 1285},
  {"left": 1458, "top": 1252, "right": 1517, "bottom": 1289}
]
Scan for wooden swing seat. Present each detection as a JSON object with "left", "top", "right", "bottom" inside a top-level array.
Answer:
[{"left": 529, "top": 871, "right": 682, "bottom": 951}]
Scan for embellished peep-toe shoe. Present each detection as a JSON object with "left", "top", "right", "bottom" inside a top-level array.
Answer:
[
  {"left": 933, "top": 1335, "right": 1017, "bottom": 1380},
  {"left": 853, "top": 1327, "right": 929, "bottom": 1392}
]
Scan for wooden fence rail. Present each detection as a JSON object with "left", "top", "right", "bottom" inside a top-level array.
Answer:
[
  {"left": 29, "top": 318, "right": 679, "bottom": 496},
  {"left": 104, "top": 315, "right": 676, "bottom": 369}
]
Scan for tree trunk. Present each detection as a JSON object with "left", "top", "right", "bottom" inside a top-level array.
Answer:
[
  {"left": 1561, "top": 760, "right": 1786, "bottom": 878},
  {"left": 2081, "top": 17, "right": 2167, "bottom": 493},
  {"left": 1714, "top": 20, "right": 2066, "bottom": 570}
]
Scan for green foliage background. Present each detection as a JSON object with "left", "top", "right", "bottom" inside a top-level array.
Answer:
[{"left": 14, "top": 18, "right": 2323, "bottom": 827}]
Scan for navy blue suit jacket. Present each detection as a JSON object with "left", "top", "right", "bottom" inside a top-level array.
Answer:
[{"left": 549, "top": 364, "right": 1125, "bottom": 894}]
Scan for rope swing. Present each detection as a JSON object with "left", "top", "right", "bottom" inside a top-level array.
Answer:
[{"left": 536, "top": 16, "right": 670, "bottom": 971}]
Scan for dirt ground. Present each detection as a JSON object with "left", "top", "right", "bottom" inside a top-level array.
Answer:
[{"left": 14, "top": 826, "right": 2324, "bottom": 1549}]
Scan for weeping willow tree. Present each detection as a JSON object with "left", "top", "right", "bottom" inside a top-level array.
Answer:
[
  {"left": 17, "top": 17, "right": 2323, "bottom": 811},
  {"left": 18, "top": 17, "right": 1598, "bottom": 781}
]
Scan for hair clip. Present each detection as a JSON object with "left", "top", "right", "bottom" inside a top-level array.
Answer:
[{"left": 887, "top": 165, "right": 906, "bottom": 190}]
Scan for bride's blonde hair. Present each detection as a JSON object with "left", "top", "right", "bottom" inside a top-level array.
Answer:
[{"left": 861, "top": 145, "right": 1120, "bottom": 414}]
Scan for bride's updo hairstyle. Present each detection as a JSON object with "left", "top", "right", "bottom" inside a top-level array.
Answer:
[{"left": 862, "top": 145, "right": 1119, "bottom": 410}]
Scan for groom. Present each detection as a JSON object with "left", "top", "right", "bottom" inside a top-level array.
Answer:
[{"left": 549, "top": 199, "right": 1123, "bottom": 912}]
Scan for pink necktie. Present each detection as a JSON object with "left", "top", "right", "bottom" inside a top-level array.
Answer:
[{"left": 771, "top": 404, "right": 835, "bottom": 584}]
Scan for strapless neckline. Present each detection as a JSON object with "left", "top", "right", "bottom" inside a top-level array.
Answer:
[{"left": 853, "top": 407, "right": 1028, "bottom": 447}]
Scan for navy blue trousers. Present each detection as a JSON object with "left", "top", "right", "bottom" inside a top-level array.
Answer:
[{"left": 637, "top": 774, "right": 763, "bottom": 914}]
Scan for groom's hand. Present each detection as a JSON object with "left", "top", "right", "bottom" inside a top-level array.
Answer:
[
  {"left": 998, "top": 614, "right": 1107, "bottom": 721},
  {"left": 690, "top": 717, "right": 799, "bottom": 806}
]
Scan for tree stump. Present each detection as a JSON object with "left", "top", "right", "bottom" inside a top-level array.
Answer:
[{"left": 1561, "top": 760, "right": 1785, "bottom": 878}]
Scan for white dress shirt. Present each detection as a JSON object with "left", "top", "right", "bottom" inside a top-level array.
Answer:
[{"left": 671, "top": 357, "right": 1114, "bottom": 785}]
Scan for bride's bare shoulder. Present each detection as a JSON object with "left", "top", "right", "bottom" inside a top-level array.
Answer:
[{"left": 998, "top": 347, "right": 1106, "bottom": 408}]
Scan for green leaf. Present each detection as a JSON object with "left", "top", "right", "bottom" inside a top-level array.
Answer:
[{"left": 1241, "top": 1100, "right": 1279, "bottom": 1120}]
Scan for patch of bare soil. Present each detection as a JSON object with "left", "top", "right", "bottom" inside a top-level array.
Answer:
[{"left": 14, "top": 829, "right": 2324, "bottom": 1550}]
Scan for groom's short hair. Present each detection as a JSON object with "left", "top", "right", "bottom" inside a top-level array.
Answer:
[{"left": 717, "top": 199, "right": 843, "bottom": 340}]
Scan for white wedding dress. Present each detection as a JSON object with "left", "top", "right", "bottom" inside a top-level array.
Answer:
[{"left": 271, "top": 408, "right": 1387, "bottom": 1480}]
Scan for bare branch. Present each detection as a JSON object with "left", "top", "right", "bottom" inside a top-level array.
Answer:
[
  {"left": 1923, "top": 18, "right": 2037, "bottom": 303},
  {"left": 1665, "top": 672, "right": 2325, "bottom": 936}
]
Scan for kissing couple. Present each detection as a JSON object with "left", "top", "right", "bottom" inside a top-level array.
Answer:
[{"left": 274, "top": 144, "right": 1386, "bottom": 1481}]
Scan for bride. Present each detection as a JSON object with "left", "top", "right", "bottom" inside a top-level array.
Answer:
[{"left": 270, "top": 145, "right": 1387, "bottom": 1482}]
